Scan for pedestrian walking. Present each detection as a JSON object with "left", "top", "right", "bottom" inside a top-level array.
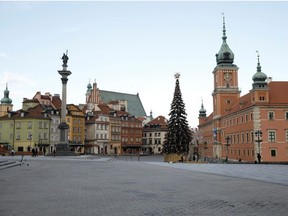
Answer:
[
  {"left": 32, "top": 148, "right": 35, "bottom": 157},
  {"left": 53, "top": 149, "right": 56, "bottom": 157},
  {"left": 257, "top": 153, "right": 261, "bottom": 164},
  {"left": 11, "top": 149, "right": 15, "bottom": 156},
  {"left": 43, "top": 148, "right": 46, "bottom": 156}
]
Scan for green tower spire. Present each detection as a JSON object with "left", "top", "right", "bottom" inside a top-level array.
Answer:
[{"left": 216, "top": 13, "right": 235, "bottom": 65}]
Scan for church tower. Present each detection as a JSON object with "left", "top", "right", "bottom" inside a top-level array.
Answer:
[
  {"left": 0, "top": 84, "right": 13, "bottom": 117},
  {"left": 212, "top": 15, "right": 241, "bottom": 119}
]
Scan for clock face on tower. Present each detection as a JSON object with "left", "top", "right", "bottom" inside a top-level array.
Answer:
[{"left": 224, "top": 72, "right": 232, "bottom": 81}]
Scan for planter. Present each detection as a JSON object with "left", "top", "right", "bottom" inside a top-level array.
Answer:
[{"left": 164, "top": 153, "right": 184, "bottom": 163}]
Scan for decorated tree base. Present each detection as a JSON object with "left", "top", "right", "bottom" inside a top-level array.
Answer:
[{"left": 164, "top": 153, "right": 185, "bottom": 163}]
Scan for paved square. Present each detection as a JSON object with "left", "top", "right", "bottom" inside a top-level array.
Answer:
[{"left": 0, "top": 155, "right": 287, "bottom": 216}]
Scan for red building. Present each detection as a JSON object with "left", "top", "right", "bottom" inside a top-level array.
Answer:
[{"left": 198, "top": 17, "right": 288, "bottom": 163}]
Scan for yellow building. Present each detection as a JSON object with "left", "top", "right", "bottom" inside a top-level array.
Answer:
[{"left": 66, "top": 104, "right": 85, "bottom": 154}]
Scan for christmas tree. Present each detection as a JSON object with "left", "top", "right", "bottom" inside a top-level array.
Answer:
[{"left": 163, "top": 73, "right": 192, "bottom": 154}]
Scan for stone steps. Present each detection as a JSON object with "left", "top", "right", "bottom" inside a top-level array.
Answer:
[{"left": 0, "top": 160, "right": 22, "bottom": 170}]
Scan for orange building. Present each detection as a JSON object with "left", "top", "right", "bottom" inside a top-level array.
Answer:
[{"left": 198, "top": 17, "right": 288, "bottom": 163}]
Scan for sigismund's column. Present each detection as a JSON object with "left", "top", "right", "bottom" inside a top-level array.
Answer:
[{"left": 58, "top": 51, "right": 71, "bottom": 145}]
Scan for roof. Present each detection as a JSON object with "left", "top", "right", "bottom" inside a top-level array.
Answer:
[
  {"left": 99, "top": 90, "right": 146, "bottom": 117},
  {"left": 96, "top": 103, "right": 113, "bottom": 115},
  {"left": 144, "top": 115, "right": 168, "bottom": 129},
  {"left": 0, "top": 104, "right": 50, "bottom": 120}
]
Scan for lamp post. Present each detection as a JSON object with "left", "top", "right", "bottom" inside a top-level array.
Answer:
[
  {"left": 255, "top": 130, "right": 263, "bottom": 163},
  {"left": 225, "top": 136, "right": 231, "bottom": 163},
  {"left": 28, "top": 133, "right": 32, "bottom": 152}
]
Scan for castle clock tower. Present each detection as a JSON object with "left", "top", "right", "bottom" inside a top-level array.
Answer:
[{"left": 212, "top": 15, "right": 241, "bottom": 119}]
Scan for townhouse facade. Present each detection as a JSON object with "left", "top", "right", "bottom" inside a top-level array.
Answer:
[
  {"left": 85, "top": 106, "right": 110, "bottom": 154},
  {"left": 142, "top": 115, "right": 168, "bottom": 154},
  {"left": 0, "top": 103, "right": 51, "bottom": 154},
  {"left": 198, "top": 18, "right": 288, "bottom": 163},
  {"left": 66, "top": 104, "right": 86, "bottom": 154},
  {"left": 119, "top": 111, "right": 143, "bottom": 154}
]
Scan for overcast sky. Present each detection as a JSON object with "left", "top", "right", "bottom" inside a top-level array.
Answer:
[{"left": 0, "top": 1, "right": 288, "bottom": 127}]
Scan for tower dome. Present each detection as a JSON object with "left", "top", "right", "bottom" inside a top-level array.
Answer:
[
  {"left": 252, "top": 52, "right": 267, "bottom": 89},
  {"left": 216, "top": 14, "right": 234, "bottom": 65},
  {"left": 1, "top": 84, "right": 12, "bottom": 104},
  {"left": 252, "top": 52, "right": 267, "bottom": 82},
  {"left": 199, "top": 99, "right": 206, "bottom": 117},
  {"left": 86, "top": 80, "right": 92, "bottom": 96}
]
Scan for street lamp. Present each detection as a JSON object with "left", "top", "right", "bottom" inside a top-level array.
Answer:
[
  {"left": 225, "top": 136, "right": 231, "bottom": 163},
  {"left": 29, "top": 134, "right": 32, "bottom": 151},
  {"left": 255, "top": 130, "right": 263, "bottom": 163}
]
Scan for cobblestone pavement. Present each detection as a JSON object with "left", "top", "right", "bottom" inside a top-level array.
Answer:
[{"left": 0, "top": 155, "right": 287, "bottom": 216}]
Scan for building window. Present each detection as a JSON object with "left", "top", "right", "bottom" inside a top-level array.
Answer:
[
  {"left": 16, "top": 133, "right": 20, "bottom": 140},
  {"left": 27, "top": 121, "right": 32, "bottom": 129},
  {"left": 270, "top": 149, "right": 277, "bottom": 157},
  {"left": 268, "top": 130, "right": 276, "bottom": 142},
  {"left": 268, "top": 112, "right": 274, "bottom": 120},
  {"left": 16, "top": 122, "right": 21, "bottom": 129},
  {"left": 27, "top": 132, "right": 32, "bottom": 140},
  {"left": 246, "top": 132, "right": 249, "bottom": 143},
  {"left": 286, "top": 130, "right": 288, "bottom": 142},
  {"left": 18, "top": 146, "right": 23, "bottom": 152},
  {"left": 285, "top": 112, "right": 288, "bottom": 120}
]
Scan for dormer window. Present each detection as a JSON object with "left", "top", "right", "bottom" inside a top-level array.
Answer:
[
  {"left": 259, "top": 96, "right": 265, "bottom": 101},
  {"left": 224, "top": 52, "right": 230, "bottom": 60}
]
